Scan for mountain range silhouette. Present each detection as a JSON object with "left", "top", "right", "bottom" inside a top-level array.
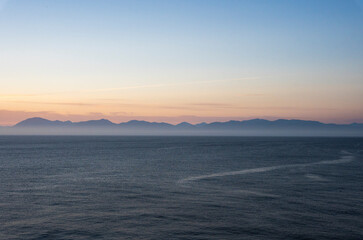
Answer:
[{"left": 0, "top": 117, "right": 360, "bottom": 136}]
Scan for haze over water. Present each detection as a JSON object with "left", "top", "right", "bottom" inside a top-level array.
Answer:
[{"left": 1, "top": 136, "right": 362, "bottom": 239}]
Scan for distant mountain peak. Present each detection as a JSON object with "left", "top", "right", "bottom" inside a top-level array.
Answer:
[
  {"left": 177, "top": 122, "right": 193, "bottom": 126},
  {"left": 15, "top": 117, "right": 55, "bottom": 127}
]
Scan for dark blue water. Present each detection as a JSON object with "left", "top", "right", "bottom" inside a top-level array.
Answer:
[{"left": 0, "top": 136, "right": 362, "bottom": 240}]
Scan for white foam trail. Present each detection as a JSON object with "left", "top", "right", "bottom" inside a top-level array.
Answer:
[
  {"left": 179, "top": 154, "right": 354, "bottom": 183},
  {"left": 305, "top": 174, "right": 328, "bottom": 181},
  {"left": 233, "top": 190, "right": 279, "bottom": 198},
  {"left": 341, "top": 150, "right": 352, "bottom": 155}
]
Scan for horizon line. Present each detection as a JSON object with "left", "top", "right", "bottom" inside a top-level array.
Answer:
[{"left": 3, "top": 116, "right": 362, "bottom": 128}]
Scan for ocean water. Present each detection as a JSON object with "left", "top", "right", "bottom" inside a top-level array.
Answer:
[{"left": 0, "top": 136, "right": 362, "bottom": 240}]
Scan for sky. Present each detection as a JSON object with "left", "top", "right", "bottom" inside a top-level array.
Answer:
[{"left": 0, "top": 0, "right": 362, "bottom": 125}]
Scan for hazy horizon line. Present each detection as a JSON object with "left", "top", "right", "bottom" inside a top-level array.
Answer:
[{"left": 2, "top": 116, "right": 362, "bottom": 128}]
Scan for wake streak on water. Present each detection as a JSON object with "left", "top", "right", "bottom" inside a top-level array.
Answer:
[
  {"left": 232, "top": 190, "right": 280, "bottom": 198},
  {"left": 179, "top": 153, "right": 354, "bottom": 183}
]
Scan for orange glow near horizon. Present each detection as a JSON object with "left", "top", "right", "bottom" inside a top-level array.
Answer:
[{"left": 1, "top": 79, "right": 362, "bottom": 126}]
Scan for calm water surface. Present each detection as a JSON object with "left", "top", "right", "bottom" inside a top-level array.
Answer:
[{"left": 0, "top": 136, "right": 362, "bottom": 239}]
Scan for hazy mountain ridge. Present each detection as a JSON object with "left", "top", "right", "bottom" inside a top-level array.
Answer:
[{"left": 1, "top": 117, "right": 362, "bottom": 136}]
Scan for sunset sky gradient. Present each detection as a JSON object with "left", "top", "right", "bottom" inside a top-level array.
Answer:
[{"left": 1, "top": 0, "right": 362, "bottom": 125}]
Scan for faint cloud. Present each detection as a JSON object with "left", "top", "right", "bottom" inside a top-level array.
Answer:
[
  {"left": 0, "top": 94, "right": 42, "bottom": 98},
  {"left": 189, "top": 103, "right": 233, "bottom": 107},
  {"left": 0, "top": 77, "right": 260, "bottom": 97},
  {"left": 79, "top": 77, "right": 259, "bottom": 93},
  {"left": 9, "top": 100, "right": 96, "bottom": 106}
]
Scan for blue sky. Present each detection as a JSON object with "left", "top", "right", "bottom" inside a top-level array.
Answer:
[{"left": 0, "top": 0, "right": 362, "bottom": 124}]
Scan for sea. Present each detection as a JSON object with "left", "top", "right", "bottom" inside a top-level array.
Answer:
[{"left": 0, "top": 136, "right": 362, "bottom": 240}]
